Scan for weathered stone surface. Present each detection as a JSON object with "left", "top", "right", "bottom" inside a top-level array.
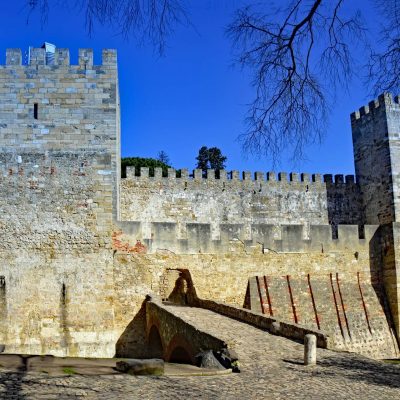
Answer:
[
  {"left": 115, "top": 359, "right": 164, "bottom": 375},
  {"left": 246, "top": 274, "right": 399, "bottom": 359},
  {"left": 0, "top": 48, "right": 120, "bottom": 357},
  {"left": 1, "top": 321, "right": 400, "bottom": 399},
  {"left": 120, "top": 171, "right": 363, "bottom": 232}
]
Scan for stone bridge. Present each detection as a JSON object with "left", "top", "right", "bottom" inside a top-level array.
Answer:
[
  {"left": 143, "top": 268, "right": 330, "bottom": 367},
  {"left": 143, "top": 268, "right": 399, "bottom": 367},
  {"left": 145, "top": 297, "right": 230, "bottom": 364}
]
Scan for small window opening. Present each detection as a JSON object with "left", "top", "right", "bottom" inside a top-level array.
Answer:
[{"left": 34, "top": 103, "right": 38, "bottom": 119}]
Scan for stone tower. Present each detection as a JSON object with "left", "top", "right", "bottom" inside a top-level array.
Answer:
[
  {"left": 0, "top": 47, "right": 120, "bottom": 356},
  {"left": 351, "top": 93, "right": 400, "bottom": 225},
  {"left": 351, "top": 92, "right": 400, "bottom": 340}
]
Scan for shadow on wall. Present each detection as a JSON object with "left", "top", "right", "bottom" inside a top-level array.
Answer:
[
  {"left": 168, "top": 273, "right": 190, "bottom": 305},
  {"left": 169, "top": 269, "right": 199, "bottom": 305},
  {"left": 369, "top": 224, "right": 400, "bottom": 349},
  {"left": 164, "top": 333, "right": 195, "bottom": 364},
  {"left": 326, "top": 181, "right": 364, "bottom": 239}
]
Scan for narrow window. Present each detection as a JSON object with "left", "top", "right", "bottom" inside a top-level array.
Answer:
[{"left": 34, "top": 103, "right": 38, "bottom": 119}]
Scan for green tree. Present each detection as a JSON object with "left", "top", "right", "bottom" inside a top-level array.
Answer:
[
  {"left": 195, "top": 146, "right": 209, "bottom": 172},
  {"left": 195, "top": 146, "right": 227, "bottom": 175},
  {"left": 121, "top": 157, "right": 171, "bottom": 178},
  {"left": 208, "top": 147, "right": 227, "bottom": 170},
  {"left": 157, "top": 150, "right": 170, "bottom": 165}
]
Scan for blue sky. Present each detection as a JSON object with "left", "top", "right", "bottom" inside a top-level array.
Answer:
[{"left": 0, "top": 1, "right": 382, "bottom": 175}]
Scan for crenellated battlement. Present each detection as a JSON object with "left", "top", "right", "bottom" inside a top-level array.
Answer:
[
  {"left": 4, "top": 48, "right": 117, "bottom": 68},
  {"left": 124, "top": 167, "right": 356, "bottom": 185},
  {"left": 115, "top": 221, "right": 377, "bottom": 254},
  {"left": 350, "top": 92, "right": 400, "bottom": 123},
  {"left": 121, "top": 165, "right": 362, "bottom": 230},
  {"left": 0, "top": 47, "right": 119, "bottom": 152}
]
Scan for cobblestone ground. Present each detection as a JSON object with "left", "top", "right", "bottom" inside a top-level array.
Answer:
[{"left": 0, "top": 305, "right": 399, "bottom": 399}]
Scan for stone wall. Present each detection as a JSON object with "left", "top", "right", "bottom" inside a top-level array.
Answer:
[
  {"left": 114, "top": 220, "right": 376, "bottom": 255},
  {"left": 0, "top": 48, "right": 119, "bottom": 356},
  {"left": 112, "top": 235, "right": 398, "bottom": 359},
  {"left": 247, "top": 273, "right": 398, "bottom": 359},
  {"left": 352, "top": 94, "right": 400, "bottom": 341},
  {"left": 120, "top": 169, "right": 363, "bottom": 235}
]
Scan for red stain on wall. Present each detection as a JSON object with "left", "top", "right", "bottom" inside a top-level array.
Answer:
[{"left": 112, "top": 231, "right": 147, "bottom": 253}]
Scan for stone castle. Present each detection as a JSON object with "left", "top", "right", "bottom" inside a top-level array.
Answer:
[{"left": 0, "top": 47, "right": 400, "bottom": 361}]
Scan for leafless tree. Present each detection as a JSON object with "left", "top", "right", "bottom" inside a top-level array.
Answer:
[
  {"left": 24, "top": 1, "right": 400, "bottom": 163},
  {"left": 25, "top": 0, "right": 189, "bottom": 54},
  {"left": 369, "top": 1, "right": 400, "bottom": 95},
  {"left": 227, "top": 0, "right": 365, "bottom": 162}
]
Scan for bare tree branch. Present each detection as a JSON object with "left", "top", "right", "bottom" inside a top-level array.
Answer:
[
  {"left": 228, "top": 0, "right": 364, "bottom": 163},
  {"left": 369, "top": 0, "right": 400, "bottom": 95},
  {"left": 25, "top": 0, "right": 189, "bottom": 55}
]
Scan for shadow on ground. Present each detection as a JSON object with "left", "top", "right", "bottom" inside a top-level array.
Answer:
[{"left": 286, "top": 354, "right": 400, "bottom": 389}]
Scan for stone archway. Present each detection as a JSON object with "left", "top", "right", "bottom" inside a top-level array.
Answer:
[
  {"left": 165, "top": 334, "right": 196, "bottom": 364},
  {"left": 169, "top": 346, "right": 192, "bottom": 364},
  {"left": 147, "top": 324, "right": 164, "bottom": 359}
]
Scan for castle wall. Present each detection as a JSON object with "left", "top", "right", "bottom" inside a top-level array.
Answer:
[
  {"left": 247, "top": 273, "right": 398, "bottom": 359},
  {"left": 0, "top": 46, "right": 398, "bottom": 361},
  {"left": 0, "top": 155, "right": 117, "bottom": 356},
  {"left": 120, "top": 169, "right": 363, "bottom": 234},
  {"left": 112, "top": 235, "right": 398, "bottom": 360},
  {"left": 115, "top": 220, "right": 376, "bottom": 254},
  {"left": 0, "top": 48, "right": 119, "bottom": 356},
  {"left": 1, "top": 48, "right": 118, "bottom": 153}
]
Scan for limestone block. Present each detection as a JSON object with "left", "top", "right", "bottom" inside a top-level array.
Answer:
[{"left": 115, "top": 359, "right": 164, "bottom": 375}]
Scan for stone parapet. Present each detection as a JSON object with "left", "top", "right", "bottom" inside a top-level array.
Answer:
[
  {"left": 114, "top": 221, "right": 378, "bottom": 254},
  {"left": 124, "top": 166, "right": 356, "bottom": 184},
  {"left": 5, "top": 48, "right": 117, "bottom": 68},
  {"left": 192, "top": 298, "right": 330, "bottom": 349}
]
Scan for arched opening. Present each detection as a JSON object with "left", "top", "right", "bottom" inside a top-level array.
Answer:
[
  {"left": 147, "top": 325, "right": 163, "bottom": 359},
  {"left": 169, "top": 346, "right": 192, "bottom": 364},
  {"left": 165, "top": 334, "right": 196, "bottom": 364}
]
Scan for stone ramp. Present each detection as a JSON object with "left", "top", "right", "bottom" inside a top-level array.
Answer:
[
  {"left": 160, "top": 303, "right": 272, "bottom": 366},
  {"left": 248, "top": 272, "right": 399, "bottom": 359},
  {"left": 150, "top": 300, "right": 323, "bottom": 368}
]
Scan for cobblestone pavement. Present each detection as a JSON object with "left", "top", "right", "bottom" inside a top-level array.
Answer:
[{"left": 0, "top": 305, "right": 399, "bottom": 399}]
